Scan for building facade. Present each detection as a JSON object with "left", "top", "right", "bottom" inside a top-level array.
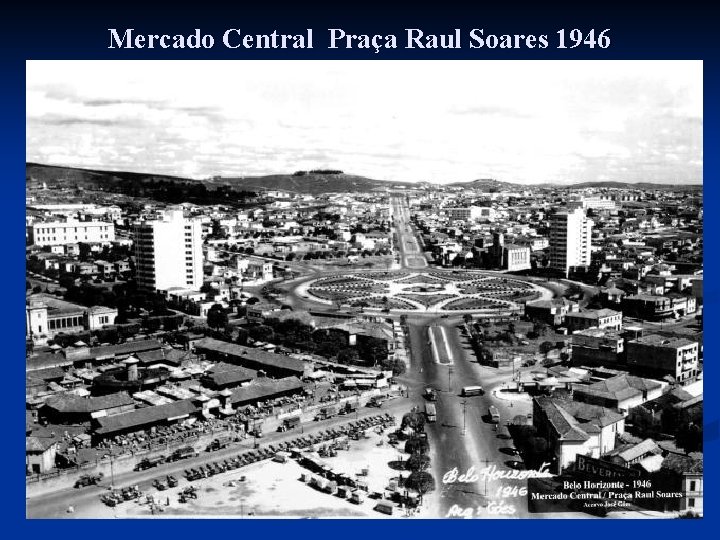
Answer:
[
  {"left": 549, "top": 208, "right": 593, "bottom": 277},
  {"left": 134, "top": 209, "right": 204, "bottom": 292},
  {"left": 28, "top": 219, "right": 115, "bottom": 247},
  {"left": 626, "top": 334, "right": 699, "bottom": 383},
  {"left": 565, "top": 309, "right": 622, "bottom": 332}
]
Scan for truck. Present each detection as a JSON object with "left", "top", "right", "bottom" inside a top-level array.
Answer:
[
  {"left": 134, "top": 455, "right": 166, "bottom": 471},
  {"left": 278, "top": 416, "right": 301, "bottom": 432},
  {"left": 315, "top": 405, "right": 337, "bottom": 421},
  {"left": 74, "top": 473, "right": 103, "bottom": 488},
  {"left": 340, "top": 401, "right": 358, "bottom": 416},
  {"left": 425, "top": 403, "right": 437, "bottom": 423},
  {"left": 424, "top": 387, "right": 437, "bottom": 401},
  {"left": 367, "top": 396, "right": 385, "bottom": 408},
  {"left": 489, "top": 406, "right": 500, "bottom": 424},
  {"left": 205, "top": 435, "right": 233, "bottom": 452},
  {"left": 167, "top": 446, "right": 198, "bottom": 462}
]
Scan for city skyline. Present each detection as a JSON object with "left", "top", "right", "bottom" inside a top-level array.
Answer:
[{"left": 27, "top": 60, "right": 702, "bottom": 185}]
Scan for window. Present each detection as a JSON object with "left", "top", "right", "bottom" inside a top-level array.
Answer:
[
  {"left": 689, "top": 498, "right": 695, "bottom": 508},
  {"left": 690, "top": 481, "right": 696, "bottom": 491}
]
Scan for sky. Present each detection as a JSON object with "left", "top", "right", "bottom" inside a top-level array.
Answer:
[{"left": 26, "top": 60, "right": 703, "bottom": 185}]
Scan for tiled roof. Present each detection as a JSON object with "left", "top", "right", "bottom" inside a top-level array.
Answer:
[
  {"left": 574, "top": 374, "right": 662, "bottom": 402},
  {"left": 230, "top": 376, "right": 303, "bottom": 405},
  {"left": 95, "top": 399, "right": 197, "bottom": 434},
  {"left": 195, "top": 338, "right": 305, "bottom": 373},
  {"left": 45, "top": 392, "right": 134, "bottom": 414}
]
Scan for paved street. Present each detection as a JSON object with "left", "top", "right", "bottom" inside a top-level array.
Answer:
[{"left": 390, "top": 196, "right": 427, "bottom": 269}]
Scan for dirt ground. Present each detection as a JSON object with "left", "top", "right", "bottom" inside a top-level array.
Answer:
[{"left": 68, "top": 426, "right": 440, "bottom": 519}]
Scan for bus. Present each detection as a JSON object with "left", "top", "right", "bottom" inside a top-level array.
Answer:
[
  {"left": 425, "top": 403, "right": 437, "bottom": 423},
  {"left": 461, "top": 385, "right": 484, "bottom": 397},
  {"left": 489, "top": 406, "right": 500, "bottom": 424}
]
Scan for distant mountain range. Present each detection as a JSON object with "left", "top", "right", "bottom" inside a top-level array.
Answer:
[{"left": 26, "top": 163, "right": 702, "bottom": 195}]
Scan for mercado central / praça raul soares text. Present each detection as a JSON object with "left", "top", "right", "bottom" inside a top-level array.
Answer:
[{"left": 108, "top": 28, "right": 610, "bottom": 52}]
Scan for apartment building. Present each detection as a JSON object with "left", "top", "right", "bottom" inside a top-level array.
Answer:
[{"left": 134, "top": 208, "right": 203, "bottom": 292}]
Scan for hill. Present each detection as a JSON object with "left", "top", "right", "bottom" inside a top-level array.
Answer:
[
  {"left": 207, "top": 172, "right": 419, "bottom": 195},
  {"left": 26, "top": 164, "right": 420, "bottom": 196},
  {"left": 26, "top": 163, "right": 702, "bottom": 196}
]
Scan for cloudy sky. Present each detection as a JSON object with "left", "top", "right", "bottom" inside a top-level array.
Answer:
[{"left": 27, "top": 60, "right": 702, "bottom": 184}]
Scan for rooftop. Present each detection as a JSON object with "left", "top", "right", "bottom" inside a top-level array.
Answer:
[
  {"left": 567, "top": 309, "right": 621, "bottom": 320},
  {"left": 95, "top": 399, "right": 197, "bottom": 435},
  {"left": 574, "top": 374, "right": 662, "bottom": 402},
  {"left": 44, "top": 392, "right": 134, "bottom": 414},
  {"left": 630, "top": 334, "right": 697, "bottom": 349},
  {"left": 230, "top": 376, "right": 303, "bottom": 405}
]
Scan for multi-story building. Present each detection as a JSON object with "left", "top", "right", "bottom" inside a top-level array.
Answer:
[
  {"left": 487, "top": 232, "right": 531, "bottom": 271},
  {"left": 621, "top": 294, "right": 674, "bottom": 321},
  {"left": 626, "top": 334, "right": 699, "bottom": 383},
  {"left": 446, "top": 206, "right": 494, "bottom": 222},
  {"left": 525, "top": 298, "right": 580, "bottom": 326},
  {"left": 565, "top": 308, "right": 622, "bottom": 332},
  {"left": 571, "top": 328, "right": 625, "bottom": 367},
  {"left": 134, "top": 208, "right": 203, "bottom": 292},
  {"left": 568, "top": 195, "right": 617, "bottom": 211},
  {"left": 27, "top": 219, "right": 115, "bottom": 247},
  {"left": 549, "top": 208, "right": 592, "bottom": 277}
]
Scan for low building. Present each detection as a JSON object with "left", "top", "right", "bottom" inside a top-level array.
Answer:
[
  {"left": 525, "top": 298, "right": 580, "bottom": 326},
  {"left": 606, "top": 438, "right": 662, "bottom": 468},
  {"left": 626, "top": 334, "right": 699, "bottom": 384},
  {"left": 533, "top": 397, "right": 625, "bottom": 474},
  {"left": 572, "top": 374, "right": 664, "bottom": 413},
  {"left": 42, "top": 392, "right": 136, "bottom": 424},
  {"left": 202, "top": 363, "right": 258, "bottom": 390},
  {"left": 92, "top": 399, "right": 198, "bottom": 441},
  {"left": 194, "top": 337, "right": 309, "bottom": 378},
  {"left": 565, "top": 309, "right": 622, "bottom": 332},
  {"left": 26, "top": 294, "right": 118, "bottom": 345},
  {"left": 229, "top": 376, "right": 304, "bottom": 407},
  {"left": 26, "top": 436, "right": 58, "bottom": 474}
]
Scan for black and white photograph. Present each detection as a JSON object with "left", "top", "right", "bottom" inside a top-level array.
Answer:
[{"left": 25, "top": 60, "right": 703, "bottom": 519}]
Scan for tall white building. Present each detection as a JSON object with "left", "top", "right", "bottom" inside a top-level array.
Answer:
[
  {"left": 549, "top": 208, "right": 593, "bottom": 277},
  {"left": 134, "top": 209, "right": 203, "bottom": 292}
]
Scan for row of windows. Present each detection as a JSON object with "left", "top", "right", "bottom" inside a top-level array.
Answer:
[{"left": 48, "top": 316, "right": 83, "bottom": 330}]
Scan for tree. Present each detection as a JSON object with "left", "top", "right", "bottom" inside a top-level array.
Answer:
[
  {"left": 337, "top": 348, "right": 360, "bottom": 365},
  {"left": 59, "top": 274, "right": 76, "bottom": 289},
  {"left": 405, "top": 471, "right": 435, "bottom": 494},
  {"left": 248, "top": 324, "right": 274, "bottom": 343},
  {"left": 206, "top": 304, "right": 229, "bottom": 330},
  {"left": 401, "top": 411, "right": 426, "bottom": 433},
  {"left": 565, "top": 283, "right": 583, "bottom": 299},
  {"left": 380, "top": 358, "right": 406, "bottom": 376},
  {"left": 539, "top": 341, "right": 556, "bottom": 355},
  {"left": 404, "top": 437, "right": 430, "bottom": 455},
  {"left": 406, "top": 453, "right": 431, "bottom": 472}
]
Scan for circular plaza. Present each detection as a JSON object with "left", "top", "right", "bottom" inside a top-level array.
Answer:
[{"left": 295, "top": 270, "right": 552, "bottom": 314}]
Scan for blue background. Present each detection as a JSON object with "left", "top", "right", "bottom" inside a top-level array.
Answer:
[{"left": 2, "top": 0, "right": 715, "bottom": 537}]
